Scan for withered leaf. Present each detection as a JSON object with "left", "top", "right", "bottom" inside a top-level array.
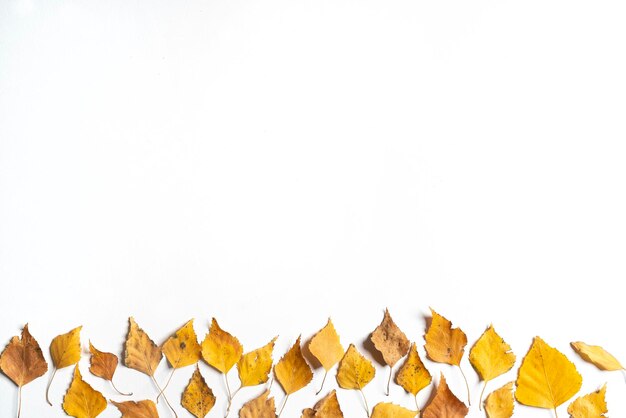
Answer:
[
  {"left": 124, "top": 317, "right": 162, "bottom": 377},
  {"left": 484, "top": 382, "right": 514, "bottom": 418},
  {"left": 111, "top": 400, "right": 159, "bottom": 418},
  {"left": 275, "top": 336, "right": 313, "bottom": 395},
  {"left": 47, "top": 325, "right": 82, "bottom": 405},
  {"left": 371, "top": 309, "right": 410, "bottom": 396},
  {"left": 571, "top": 341, "right": 624, "bottom": 372},
  {"left": 336, "top": 344, "right": 375, "bottom": 390},
  {"left": 163, "top": 319, "right": 201, "bottom": 369},
  {"left": 238, "top": 337, "right": 277, "bottom": 388},
  {"left": 301, "top": 389, "right": 343, "bottom": 418},
  {"left": 370, "top": 402, "right": 417, "bottom": 418},
  {"left": 239, "top": 389, "right": 277, "bottom": 418},
  {"left": 181, "top": 365, "right": 216, "bottom": 418},
  {"left": 309, "top": 319, "right": 344, "bottom": 394},
  {"left": 422, "top": 374, "right": 469, "bottom": 418},
  {"left": 89, "top": 341, "right": 131, "bottom": 396},
  {"left": 567, "top": 384, "right": 608, "bottom": 418},
  {"left": 395, "top": 342, "right": 431, "bottom": 410},
  {"left": 62, "top": 366, "right": 107, "bottom": 418},
  {"left": 201, "top": 318, "right": 243, "bottom": 374}
]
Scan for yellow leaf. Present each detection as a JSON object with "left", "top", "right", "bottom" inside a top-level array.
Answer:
[
  {"left": 484, "top": 382, "right": 514, "bottom": 418},
  {"left": 395, "top": 343, "right": 432, "bottom": 397},
  {"left": 301, "top": 389, "right": 344, "bottom": 418},
  {"left": 567, "top": 384, "right": 608, "bottom": 418},
  {"left": 124, "top": 317, "right": 163, "bottom": 377},
  {"left": 0, "top": 324, "right": 48, "bottom": 387},
  {"left": 182, "top": 365, "right": 216, "bottom": 418},
  {"left": 370, "top": 402, "right": 417, "bottom": 418},
  {"left": 89, "top": 341, "right": 131, "bottom": 396},
  {"left": 238, "top": 337, "right": 277, "bottom": 387},
  {"left": 309, "top": 319, "right": 344, "bottom": 371},
  {"left": 275, "top": 336, "right": 313, "bottom": 395},
  {"left": 239, "top": 389, "right": 277, "bottom": 418},
  {"left": 162, "top": 319, "right": 201, "bottom": 369},
  {"left": 515, "top": 337, "right": 582, "bottom": 411},
  {"left": 424, "top": 308, "right": 467, "bottom": 366},
  {"left": 422, "top": 374, "right": 469, "bottom": 418},
  {"left": 336, "top": 344, "right": 375, "bottom": 390},
  {"left": 62, "top": 366, "right": 107, "bottom": 418},
  {"left": 571, "top": 341, "right": 624, "bottom": 371},
  {"left": 201, "top": 318, "right": 243, "bottom": 373},
  {"left": 371, "top": 309, "right": 410, "bottom": 368},
  {"left": 47, "top": 326, "right": 82, "bottom": 404},
  {"left": 111, "top": 400, "right": 159, "bottom": 418}
]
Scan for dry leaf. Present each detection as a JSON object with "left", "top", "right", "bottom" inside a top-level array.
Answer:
[
  {"left": 370, "top": 402, "right": 417, "bottom": 418},
  {"left": 239, "top": 389, "right": 277, "bottom": 418},
  {"left": 163, "top": 319, "right": 201, "bottom": 369},
  {"left": 238, "top": 337, "right": 277, "bottom": 387},
  {"left": 0, "top": 324, "right": 48, "bottom": 418},
  {"left": 111, "top": 400, "right": 159, "bottom": 418},
  {"left": 422, "top": 374, "right": 469, "bottom": 418},
  {"left": 336, "top": 344, "right": 375, "bottom": 390},
  {"left": 469, "top": 325, "right": 515, "bottom": 406},
  {"left": 571, "top": 342, "right": 624, "bottom": 371},
  {"left": 301, "top": 389, "right": 343, "bottom": 418},
  {"left": 89, "top": 341, "right": 131, "bottom": 396},
  {"left": 275, "top": 336, "right": 313, "bottom": 395},
  {"left": 371, "top": 309, "right": 410, "bottom": 395},
  {"left": 124, "top": 317, "right": 162, "bottom": 377},
  {"left": 201, "top": 318, "right": 243, "bottom": 374},
  {"left": 395, "top": 342, "right": 431, "bottom": 409},
  {"left": 484, "top": 382, "right": 514, "bottom": 418},
  {"left": 181, "top": 365, "right": 216, "bottom": 418},
  {"left": 515, "top": 337, "right": 582, "bottom": 414},
  {"left": 47, "top": 325, "right": 82, "bottom": 405},
  {"left": 309, "top": 319, "right": 344, "bottom": 394},
  {"left": 62, "top": 366, "right": 107, "bottom": 418},
  {"left": 567, "top": 384, "right": 608, "bottom": 418}
]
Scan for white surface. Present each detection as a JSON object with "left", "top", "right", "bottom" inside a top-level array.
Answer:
[{"left": 1, "top": 0, "right": 626, "bottom": 416}]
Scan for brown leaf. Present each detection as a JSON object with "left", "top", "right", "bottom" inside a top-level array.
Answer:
[
  {"left": 124, "top": 317, "right": 162, "bottom": 377},
  {"left": 301, "top": 390, "right": 343, "bottom": 418},
  {"left": 239, "top": 389, "right": 277, "bottom": 418},
  {"left": 422, "top": 374, "right": 469, "bottom": 418},
  {"left": 371, "top": 309, "right": 410, "bottom": 367},
  {"left": 89, "top": 341, "right": 131, "bottom": 396},
  {"left": 0, "top": 324, "right": 48, "bottom": 387},
  {"left": 112, "top": 400, "right": 160, "bottom": 418}
]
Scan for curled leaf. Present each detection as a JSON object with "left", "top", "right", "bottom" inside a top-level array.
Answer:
[
  {"left": 111, "top": 400, "right": 159, "bottom": 418},
  {"left": 484, "top": 382, "right": 514, "bottom": 418},
  {"left": 182, "top": 365, "right": 216, "bottom": 418},
  {"left": 301, "top": 390, "right": 343, "bottom": 418},
  {"left": 62, "top": 366, "right": 107, "bottom": 418},
  {"left": 571, "top": 341, "right": 624, "bottom": 371},
  {"left": 422, "top": 374, "right": 469, "bottom": 418},
  {"left": 239, "top": 389, "right": 277, "bottom": 418},
  {"left": 567, "top": 384, "right": 608, "bottom": 418}
]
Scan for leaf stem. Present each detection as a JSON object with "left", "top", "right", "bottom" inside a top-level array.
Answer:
[
  {"left": 554, "top": 407, "right": 559, "bottom": 418},
  {"left": 358, "top": 388, "right": 370, "bottom": 418},
  {"left": 414, "top": 394, "right": 420, "bottom": 415},
  {"left": 479, "top": 381, "right": 487, "bottom": 410},
  {"left": 151, "top": 375, "right": 178, "bottom": 418},
  {"left": 386, "top": 366, "right": 392, "bottom": 396},
  {"left": 224, "top": 372, "right": 233, "bottom": 401},
  {"left": 157, "top": 369, "right": 175, "bottom": 402},
  {"left": 45, "top": 367, "right": 57, "bottom": 406},
  {"left": 110, "top": 378, "right": 132, "bottom": 396},
  {"left": 17, "top": 386, "right": 22, "bottom": 418},
  {"left": 316, "top": 370, "right": 328, "bottom": 395},
  {"left": 225, "top": 386, "right": 241, "bottom": 418},
  {"left": 457, "top": 365, "right": 471, "bottom": 406},
  {"left": 277, "top": 394, "right": 289, "bottom": 418}
]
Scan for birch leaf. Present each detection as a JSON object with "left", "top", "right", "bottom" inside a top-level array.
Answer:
[
  {"left": 422, "top": 374, "right": 469, "bottom": 418},
  {"left": 395, "top": 343, "right": 431, "bottom": 404},
  {"left": 370, "top": 402, "right": 417, "bottom": 418},
  {"left": 567, "top": 384, "right": 608, "bottom": 418},
  {"left": 62, "top": 366, "right": 107, "bottom": 418},
  {"left": 336, "top": 344, "right": 375, "bottom": 390},
  {"left": 275, "top": 336, "right": 313, "bottom": 395},
  {"left": 301, "top": 390, "right": 343, "bottom": 418},
  {"left": 239, "top": 389, "right": 277, "bottom": 418},
  {"left": 163, "top": 319, "right": 201, "bottom": 369},
  {"left": 89, "top": 341, "right": 131, "bottom": 396},
  {"left": 111, "top": 400, "right": 159, "bottom": 418},
  {"left": 181, "top": 365, "right": 216, "bottom": 418},
  {"left": 47, "top": 326, "right": 82, "bottom": 404},
  {"left": 238, "top": 337, "right": 277, "bottom": 387},
  {"left": 124, "top": 317, "right": 162, "bottom": 377},
  {"left": 201, "top": 318, "right": 243, "bottom": 373},
  {"left": 571, "top": 342, "right": 624, "bottom": 371},
  {"left": 484, "top": 382, "right": 514, "bottom": 418}
]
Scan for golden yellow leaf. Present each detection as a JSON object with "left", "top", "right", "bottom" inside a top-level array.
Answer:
[
  {"left": 395, "top": 343, "right": 431, "bottom": 399},
  {"left": 571, "top": 341, "right": 624, "bottom": 371},
  {"left": 515, "top": 337, "right": 582, "bottom": 412},
  {"left": 163, "top": 319, "right": 201, "bottom": 369},
  {"left": 309, "top": 319, "right": 344, "bottom": 371},
  {"left": 336, "top": 344, "right": 375, "bottom": 390},
  {"left": 370, "top": 402, "right": 417, "bottom": 418},
  {"left": 239, "top": 389, "right": 277, "bottom": 418},
  {"left": 182, "top": 365, "right": 216, "bottom": 418},
  {"left": 469, "top": 325, "right": 515, "bottom": 406},
  {"left": 89, "top": 341, "right": 131, "bottom": 396},
  {"left": 111, "top": 400, "right": 159, "bottom": 418},
  {"left": 201, "top": 318, "right": 243, "bottom": 374},
  {"left": 301, "top": 390, "right": 344, "bottom": 418},
  {"left": 0, "top": 324, "right": 48, "bottom": 418},
  {"left": 238, "top": 337, "right": 277, "bottom": 387},
  {"left": 567, "top": 384, "right": 608, "bottom": 418},
  {"left": 62, "top": 366, "right": 107, "bottom": 418},
  {"left": 47, "top": 325, "right": 82, "bottom": 405},
  {"left": 371, "top": 309, "right": 410, "bottom": 368},
  {"left": 424, "top": 308, "right": 466, "bottom": 366},
  {"left": 124, "top": 317, "right": 163, "bottom": 377},
  {"left": 422, "top": 374, "right": 469, "bottom": 418},
  {"left": 484, "top": 382, "right": 514, "bottom": 418},
  {"left": 275, "top": 336, "right": 313, "bottom": 395}
]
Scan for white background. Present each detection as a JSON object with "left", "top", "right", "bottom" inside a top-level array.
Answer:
[{"left": 1, "top": 0, "right": 626, "bottom": 416}]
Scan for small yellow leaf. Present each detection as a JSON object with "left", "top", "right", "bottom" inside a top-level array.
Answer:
[
  {"left": 395, "top": 343, "right": 432, "bottom": 396},
  {"left": 370, "top": 402, "right": 417, "bottom": 418},
  {"left": 238, "top": 337, "right": 277, "bottom": 387},
  {"left": 422, "top": 374, "right": 469, "bottom": 418},
  {"left": 571, "top": 341, "right": 624, "bottom": 371},
  {"left": 469, "top": 325, "right": 515, "bottom": 382},
  {"left": 309, "top": 319, "right": 344, "bottom": 371},
  {"left": 111, "top": 400, "right": 159, "bottom": 418},
  {"left": 62, "top": 366, "right": 107, "bottom": 418},
  {"left": 336, "top": 344, "right": 375, "bottom": 390},
  {"left": 50, "top": 326, "right": 83, "bottom": 369},
  {"left": 0, "top": 324, "right": 48, "bottom": 387},
  {"left": 515, "top": 337, "right": 582, "bottom": 410},
  {"left": 301, "top": 390, "right": 344, "bottom": 418},
  {"left": 182, "top": 365, "right": 216, "bottom": 418},
  {"left": 275, "top": 336, "right": 313, "bottom": 395},
  {"left": 424, "top": 308, "right": 467, "bottom": 366},
  {"left": 124, "top": 317, "right": 162, "bottom": 377},
  {"left": 162, "top": 319, "right": 201, "bottom": 369},
  {"left": 239, "top": 389, "right": 277, "bottom": 418},
  {"left": 201, "top": 318, "right": 243, "bottom": 373},
  {"left": 371, "top": 309, "right": 410, "bottom": 368},
  {"left": 567, "top": 384, "right": 608, "bottom": 418},
  {"left": 484, "top": 382, "right": 514, "bottom": 418}
]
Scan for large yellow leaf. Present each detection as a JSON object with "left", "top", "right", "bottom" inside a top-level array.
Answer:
[
  {"left": 370, "top": 402, "right": 417, "bottom": 418},
  {"left": 111, "top": 400, "right": 159, "bottom": 418},
  {"left": 309, "top": 319, "right": 344, "bottom": 371},
  {"left": 301, "top": 390, "right": 343, "bottom": 418},
  {"left": 47, "top": 325, "right": 83, "bottom": 404},
  {"left": 201, "top": 318, "right": 243, "bottom": 373},
  {"left": 89, "top": 341, "right": 131, "bottom": 396},
  {"left": 571, "top": 341, "right": 624, "bottom": 371},
  {"left": 515, "top": 337, "right": 582, "bottom": 412},
  {"left": 124, "top": 317, "right": 163, "bottom": 377},
  {"left": 395, "top": 343, "right": 431, "bottom": 401},
  {"left": 567, "top": 384, "right": 608, "bottom": 418},
  {"left": 336, "top": 344, "right": 375, "bottom": 390},
  {"left": 422, "top": 374, "right": 469, "bottom": 418},
  {"left": 239, "top": 389, "right": 277, "bottom": 418},
  {"left": 237, "top": 337, "right": 277, "bottom": 387},
  {"left": 484, "top": 382, "right": 514, "bottom": 418},
  {"left": 275, "top": 336, "right": 313, "bottom": 395},
  {"left": 424, "top": 309, "right": 466, "bottom": 366},
  {"left": 162, "top": 319, "right": 201, "bottom": 369},
  {"left": 182, "top": 365, "right": 216, "bottom": 418},
  {"left": 62, "top": 366, "right": 107, "bottom": 418}
]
